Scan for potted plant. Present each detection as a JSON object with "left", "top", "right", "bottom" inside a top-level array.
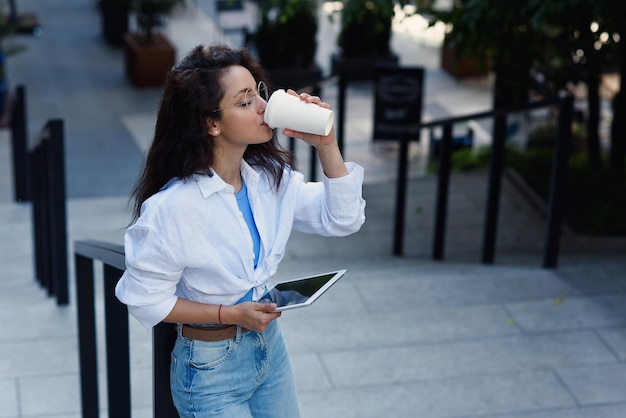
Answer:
[
  {"left": 252, "top": 0, "right": 322, "bottom": 90},
  {"left": 123, "top": 0, "right": 183, "bottom": 87},
  {"left": 331, "top": 0, "right": 408, "bottom": 80}
]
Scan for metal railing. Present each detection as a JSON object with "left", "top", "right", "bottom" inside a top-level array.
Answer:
[
  {"left": 296, "top": 72, "right": 574, "bottom": 268},
  {"left": 7, "top": 84, "right": 69, "bottom": 302},
  {"left": 30, "top": 118, "right": 69, "bottom": 304},
  {"left": 74, "top": 240, "right": 177, "bottom": 418},
  {"left": 393, "top": 95, "right": 574, "bottom": 268}
]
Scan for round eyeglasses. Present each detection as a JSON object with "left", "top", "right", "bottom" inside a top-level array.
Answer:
[{"left": 213, "top": 81, "right": 269, "bottom": 113}]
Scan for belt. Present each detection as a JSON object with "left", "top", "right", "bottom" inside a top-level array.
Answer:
[{"left": 180, "top": 324, "right": 249, "bottom": 342}]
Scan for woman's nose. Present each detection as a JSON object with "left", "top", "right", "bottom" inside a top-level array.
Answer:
[{"left": 257, "top": 96, "right": 268, "bottom": 113}]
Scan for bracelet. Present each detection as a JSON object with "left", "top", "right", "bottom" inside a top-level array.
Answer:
[{"left": 218, "top": 304, "right": 223, "bottom": 325}]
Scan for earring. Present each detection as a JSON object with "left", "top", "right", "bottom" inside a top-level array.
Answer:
[{"left": 212, "top": 129, "right": 219, "bottom": 135}]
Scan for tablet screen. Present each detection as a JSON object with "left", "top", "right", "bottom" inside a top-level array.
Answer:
[{"left": 261, "top": 270, "right": 346, "bottom": 311}]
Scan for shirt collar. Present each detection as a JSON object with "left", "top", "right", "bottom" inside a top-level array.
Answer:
[{"left": 195, "top": 160, "right": 261, "bottom": 199}]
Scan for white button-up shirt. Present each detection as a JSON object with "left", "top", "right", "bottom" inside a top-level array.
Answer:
[{"left": 115, "top": 161, "right": 366, "bottom": 329}]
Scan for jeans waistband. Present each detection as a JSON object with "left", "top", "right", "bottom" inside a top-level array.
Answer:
[{"left": 179, "top": 324, "right": 249, "bottom": 342}]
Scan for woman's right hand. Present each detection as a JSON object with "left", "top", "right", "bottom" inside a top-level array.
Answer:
[{"left": 222, "top": 302, "right": 282, "bottom": 332}]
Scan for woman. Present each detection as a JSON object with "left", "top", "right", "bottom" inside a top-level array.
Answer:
[{"left": 115, "top": 44, "right": 365, "bottom": 417}]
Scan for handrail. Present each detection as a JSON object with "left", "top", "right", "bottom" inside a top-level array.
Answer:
[
  {"left": 74, "top": 239, "right": 124, "bottom": 268},
  {"left": 394, "top": 95, "right": 573, "bottom": 268},
  {"left": 419, "top": 96, "right": 561, "bottom": 129},
  {"left": 74, "top": 239, "right": 177, "bottom": 418}
]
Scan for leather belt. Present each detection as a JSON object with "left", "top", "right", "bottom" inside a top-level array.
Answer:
[{"left": 180, "top": 324, "right": 249, "bottom": 342}]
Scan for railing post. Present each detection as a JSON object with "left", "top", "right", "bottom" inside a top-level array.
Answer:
[
  {"left": 153, "top": 323, "right": 178, "bottom": 418},
  {"left": 307, "top": 85, "right": 321, "bottom": 181},
  {"left": 337, "top": 72, "right": 347, "bottom": 154},
  {"left": 30, "top": 141, "right": 46, "bottom": 288},
  {"left": 103, "top": 264, "right": 131, "bottom": 417},
  {"left": 288, "top": 135, "right": 295, "bottom": 153},
  {"left": 48, "top": 119, "right": 68, "bottom": 304},
  {"left": 393, "top": 131, "right": 410, "bottom": 255},
  {"left": 10, "top": 84, "right": 29, "bottom": 202},
  {"left": 481, "top": 112, "right": 507, "bottom": 263},
  {"left": 543, "top": 96, "right": 574, "bottom": 268},
  {"left": 75, "top": 253, "right": 99, "bottom": 418},
  {"left": 432, "top": 123, "right": 453, "bottom": 260}
]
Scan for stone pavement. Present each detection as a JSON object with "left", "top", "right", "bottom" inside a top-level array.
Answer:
[{"left": 1, "top": 1, "right": 625, "bottom": 417}]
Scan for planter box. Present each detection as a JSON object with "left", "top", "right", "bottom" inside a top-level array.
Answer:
[
  {"left": 124, "top": 33, "right": 176, "bottom": 87},
  {"left": 331, "top": 53, "right": 399, "bottom": 81}
]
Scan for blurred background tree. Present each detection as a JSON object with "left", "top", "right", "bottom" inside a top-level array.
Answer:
[{"left": 417, "top": 0, "right": 625, "bottom": 180}]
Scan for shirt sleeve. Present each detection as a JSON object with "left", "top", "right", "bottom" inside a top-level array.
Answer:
[
  {"left": 292, "top": 162, "right": 366, "bottom": 236},
  {"left": 115, "top": 224, "right": 182, "bottom": 329}
]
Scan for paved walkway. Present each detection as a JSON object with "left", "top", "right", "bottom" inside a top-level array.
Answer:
[{"left": 1, "top": 1, "right": 625, "bottom": 417}]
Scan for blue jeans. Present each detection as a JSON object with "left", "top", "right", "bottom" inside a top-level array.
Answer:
[{"left": 170, "top": 320, "right": 300, "bottom": 417}]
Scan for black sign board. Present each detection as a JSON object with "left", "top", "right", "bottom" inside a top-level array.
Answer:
[{"left": 373, "top": 66, "right": 424, "bottom": 141}]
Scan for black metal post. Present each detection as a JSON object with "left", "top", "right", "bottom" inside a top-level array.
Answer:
[
  {"left": 75, "top": 253, "right": 99, "bottom": 418},
  {"left": 393, "top": 131, "right": 410, "bottom": 255},
  {"left": 337, "top": 72, "right": 347, "bottom": 154},
  {"left": 309, "top": 146, "right": 317, "bottom": 180},
  {"left": 543, "top": 96, "right": 574, "bottom": 268},
  {"left": 39, "top": 136, "right": 53, "bottom": 295},
  {"left": 48, "top": 120, "right": 68, "bottom": 304},
  {"left": 481, "top": 113, "right": 507, "bottom": 263},
  {"left": 153, "top": 323, "right": 178, "bottom": 418},
  {"left": 288, "top": 136, "right": 295, "bottom": 153},
  {"left": 10, "top": 85, "right": 29, "bottom": 202},
  {"left": 30, "top": 143, "right": 45, "bottom": 287},
  {"left": 104, "top": 264, "right": 131, "bottom": 417},
  {"left": 307, "top": 85, "right": 322, "bottom": 181},
  {"left": 433, "top": 123, "right": 453, "bottom": 260}
]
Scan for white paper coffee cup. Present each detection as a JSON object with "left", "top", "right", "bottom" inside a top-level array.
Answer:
[{"left": 264, "top": 89, "right": 334, "bottom": 136}]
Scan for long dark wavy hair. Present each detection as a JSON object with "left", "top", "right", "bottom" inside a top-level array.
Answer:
[{"left": 129, "top": 44, "right": 296, "bottom": 222}]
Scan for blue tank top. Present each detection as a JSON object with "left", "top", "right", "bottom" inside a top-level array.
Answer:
[{"left": 235, "top": 180, "right": 260, "bottom": 303}]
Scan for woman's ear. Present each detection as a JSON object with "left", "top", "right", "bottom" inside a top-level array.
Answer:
[{"left": 207, "top": 118, "right": 221, "bottom": 137}]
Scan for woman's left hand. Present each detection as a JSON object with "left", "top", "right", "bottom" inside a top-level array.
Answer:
[{"left": 281, "top": 89, "right": 335, "bottom": 148}]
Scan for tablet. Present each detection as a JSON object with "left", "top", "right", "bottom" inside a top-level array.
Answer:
[{"left": 260, "top": 269, "right": 347, "bottom": 311}]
